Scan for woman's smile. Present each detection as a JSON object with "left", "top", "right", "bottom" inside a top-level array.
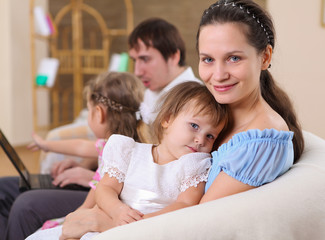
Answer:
[{"left": 213, "top": 83, "right": 238, "bottom": 92}]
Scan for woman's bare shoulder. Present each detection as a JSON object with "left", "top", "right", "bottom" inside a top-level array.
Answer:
[{"left": 248, "top": 106, "right": 289, "bottom": 131}]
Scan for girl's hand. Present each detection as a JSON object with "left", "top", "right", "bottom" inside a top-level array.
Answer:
[
  {"left": 52, "top": 167, "right": 94, "bottom": 187},
  {"left": 51, "top": 158, "right": 80, "bottom": 178},
  {"left": 110, "top": 203, "right": 144, "bottom": 226},
  {"left": 27, "top": 132, "right": 48, "bottom": 152}
]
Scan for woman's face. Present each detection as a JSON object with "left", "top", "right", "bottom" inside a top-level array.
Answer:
[{"left": 198, "top": 23, "right": 267, "bottom": 106}]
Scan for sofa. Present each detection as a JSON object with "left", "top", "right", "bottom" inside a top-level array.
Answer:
[{"left": 93, "top": 131, "right": 325, "bottom": 240}]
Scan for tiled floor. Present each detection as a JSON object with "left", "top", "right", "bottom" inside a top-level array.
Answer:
[{"left": 0, "top": 145, "right": 40, "bottom": 177}]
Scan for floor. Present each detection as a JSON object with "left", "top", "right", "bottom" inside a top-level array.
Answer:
[{"left": 0, "top": 145, "right": 40, "bottom": 177}]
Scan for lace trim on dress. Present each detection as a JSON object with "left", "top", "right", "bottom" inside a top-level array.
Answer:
[
  {"left": 180, "top": 170, "right": 209, "bottom": 192},
  {"left": 105, "top": 166, "right": 125, "bottom": 183}
]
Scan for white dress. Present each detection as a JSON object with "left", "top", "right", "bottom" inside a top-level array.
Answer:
[
  {"left": 26, "top": 134, "right": 211, "bottom": 240},
  {"left": 102, "top": 134, "right": 211, "bottom": 214}
]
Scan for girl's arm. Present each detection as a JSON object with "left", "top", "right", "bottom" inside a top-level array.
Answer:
[
  {"left": 51, "top": 157, "right": 98, "bottom": 178},
  {"left": 78, "top": 188, "right": 96, "bottom": 209},
  {"left": 52, "top": 167, "right": 95, "bottom": 187},
  {"left": 200, "top": 171, "right": 255, "bottom": 203},
  {"left": 96, "top": 173, "right": 143, "bottom": 225},
  {"left": 144, "top": 182, "right": 205, "bottom": 219},
  {"left": 28, "top": 132, "right": 98, "bottom": 158},
  {"left": 79, "top": 157, "right": 98, "bottom": 170}
]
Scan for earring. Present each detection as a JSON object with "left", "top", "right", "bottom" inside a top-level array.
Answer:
[{"left": 268, "top": 64, "right": 272, "bottom": 69}]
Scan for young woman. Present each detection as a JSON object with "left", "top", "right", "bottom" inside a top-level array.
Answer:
[{"left": 196, "top": 0, "right": 304, "bottom": 203}]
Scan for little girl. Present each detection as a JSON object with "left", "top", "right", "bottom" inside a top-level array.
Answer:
[
  {"left": 76, "top": 81, "right": 229, "bottom": 240},
  {"left": 27, "top": 71, "right": 150, "bottom": 230},
  {"left": 26, "top": 81, "right": 229, "bottom": 240}
]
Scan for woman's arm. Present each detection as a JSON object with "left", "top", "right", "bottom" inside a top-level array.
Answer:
[
  {"left": 60, "top": 206, "right": 112, "bottom": 240},
  {"left": 96, "top": 174, "right": 143, "bottom": 225},
  {"left": 200, "top": 171, "right": 255, "bottom": 203},
  {"left": 58, "top": 190, "right": 96, "bottom": 240},
  {"left": 144, "top": 182, "right": 205, "bottom": 219},
  {"left": 59, "top": 178, "right": 119, "bottom": 240},
  {"left": 28, "top": 132, "right": 98, "bottom": 158}
]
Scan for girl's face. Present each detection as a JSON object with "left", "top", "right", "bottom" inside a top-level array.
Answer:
[
  {"left": 161, "top": 106, "right": 223, "bottom": 160},
  {"left": 198, "top": 23, "right": 269, "bottom": 107},
  {"left": 87, "top": 101, "right": 109, "bottom": 139}
]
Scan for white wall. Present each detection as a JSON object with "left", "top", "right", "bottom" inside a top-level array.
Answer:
[
  {"left": 0, "top": 0, "right": 13, "bottom": 138},
  {"left": 268, "top": 0, "right": 325, "bottom": 138},
  {"left": 1, "top": 0, "right": 325, "bottom": 146},
  {"left": 0, "top": 0, "right": 50, "bottom": 145},
  {"left": 0, "top": 0, "right": 33, "bottom": 145}
]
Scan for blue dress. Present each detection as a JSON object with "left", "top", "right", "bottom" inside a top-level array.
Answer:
[{"left": 205, "top": 129, "right": 294, "bottom": 191}]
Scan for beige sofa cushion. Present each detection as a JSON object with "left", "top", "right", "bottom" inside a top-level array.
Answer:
[{"left": 93, "top": 131, "right": 325, "bottom": 240}]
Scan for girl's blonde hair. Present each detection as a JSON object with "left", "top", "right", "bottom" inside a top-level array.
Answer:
[
  {"left": 153, "top": 81, "right": 229, "bottom": 143},
  {"left": 84, "top": 71, "right": 151, "bottom": 143}
]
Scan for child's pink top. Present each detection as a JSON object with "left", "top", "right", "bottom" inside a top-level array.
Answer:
[{"left": 88, "top": 139, "right": 106, "bottom": 189}]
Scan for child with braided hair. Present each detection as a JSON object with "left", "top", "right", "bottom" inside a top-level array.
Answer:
[{"left": 26, "top": 71, "right": 151, "bottom": 231}]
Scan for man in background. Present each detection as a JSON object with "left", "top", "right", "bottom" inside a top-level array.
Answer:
[{"left": 129, "top": 18, "right": 201, "bottom": 124}]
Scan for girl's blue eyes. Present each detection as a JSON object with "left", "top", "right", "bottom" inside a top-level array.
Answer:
[
  {"left": 190, "top": 123, "right": 215, "bottom": 140},
  {"left": 207, "top": 134, "right": 215, "bottom": 140}
]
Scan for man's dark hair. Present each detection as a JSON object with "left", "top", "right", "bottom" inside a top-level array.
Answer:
[{"left": 128, "top": 18, "right": 186, "bottom": 66}]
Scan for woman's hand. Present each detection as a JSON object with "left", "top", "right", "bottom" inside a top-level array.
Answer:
[
  {"left": 60, "top": 206, "right": 112, "bottom": 240},
  {"left": 51, "top": 158, "right": 80, "bottom": 178},
  {"left": 27, "top": 132, "right": 48, "bottom": 152},
  {"left": 52, "top": 167, "right": 94, "bottom": 187},
  {"left": 110, "top": 203, "right": 144, "bottom": 226}
]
